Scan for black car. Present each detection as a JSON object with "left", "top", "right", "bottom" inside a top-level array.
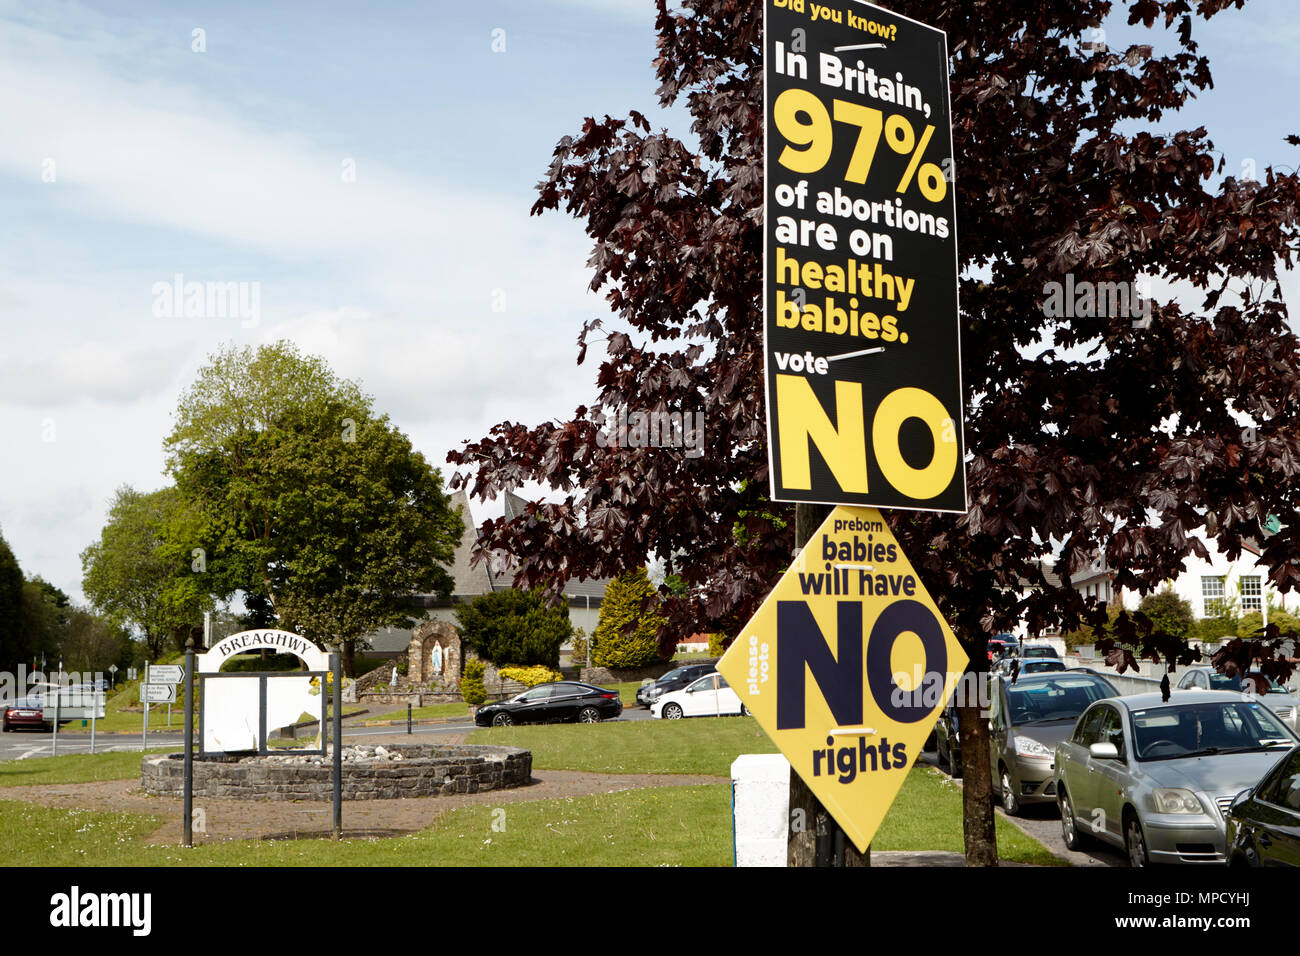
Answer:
[
  {"left": 475, "top": 681, "right": 623, "bottom": 727},
  {"left": 934, "top": 697, "right": 962, "bottom": 777},
  {"left": 635, "top": 663, "right": 717, "bottom": 707},
  {"left": 1226, "top": 743, "right": 1300, "bottom": 866}
]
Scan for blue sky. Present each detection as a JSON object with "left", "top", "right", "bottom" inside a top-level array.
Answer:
[{"left": 0, "top": 0, "right": 1296, "bottom": 602}]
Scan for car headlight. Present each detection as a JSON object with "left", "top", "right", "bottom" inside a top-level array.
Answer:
[
  {"left": 1152, "top": 788, "right": 1205, "bottom": 814},
  {"left": 1013, "top": 736, "right": 1052, "bottom": 758}
]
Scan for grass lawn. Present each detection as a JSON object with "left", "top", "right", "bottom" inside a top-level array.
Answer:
[
  {"left": 611, "top": 681, "right": 645, "bottom": 705},
  {"left": 0, "top": 764, "right": 1060, "bottom": 866},
  {"left": 875, "top": 765, "right": 1064, "bottom": 865},
  {"left": 470, "top": 716, "right": 778, "bottom": 776},
  {"left": 0, "top": 785, "right": 731, "bottom": 866},
  {"left": 0, "top": 749, "right": 177, "bottom": 789},
  {"left": 363, "top": 702, "right": 468, "bottom": 723}
]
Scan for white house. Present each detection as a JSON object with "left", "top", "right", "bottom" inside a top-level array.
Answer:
[{"left": 1020, "top": 530, "right": 1294, "bottom": 639}]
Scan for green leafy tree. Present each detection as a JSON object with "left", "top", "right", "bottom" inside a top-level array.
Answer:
[
  {"left": 0, "top": 532, "right": 25, "bottom": 670},
  {"left": 592, "top": 568, "right": 668, "bottom": 669},
  {"left": 60, "top": 606, "right": 131, "bottom": 675},
  {"left": 453, "top": 588, "right": 572, "bottom": 667},
  {"left": 166, "top": 342, "right": 462, "bottom": 675},
  {"left": 81, "top": 485, "right": 210, "bottom": 660},
  {"left": 18, "top": 577, "right": 66, "bottom": 669},
  {"left": 1137, "top": 590, "right": 1194, "bottom": 643}
]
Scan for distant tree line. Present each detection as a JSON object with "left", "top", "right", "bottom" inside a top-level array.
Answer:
[{"left": 0, "top": 528, "right": 141, "bottom": 677}]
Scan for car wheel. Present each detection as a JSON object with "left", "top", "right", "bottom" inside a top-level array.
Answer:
[
  {"left": 663, "top": 703, "right": 684, "bottom": 720},
  {"left": 1124, "top": 812, "right": 1150, "bottom": 868},
  {"left": 577, "top": 706, "right": 601, "bottom": 723},
  {"left": 740, "top": 704, "right": 751, "bottom": 717},
  {"left": 1059, "top": 789, "right": 1085, "bottom": 850},
  {"left": 1000, "top": 767, "right": 1021, "bottom": 815},
  {"left": 491, "top": 712, "right": 513, "bottom": 727}
]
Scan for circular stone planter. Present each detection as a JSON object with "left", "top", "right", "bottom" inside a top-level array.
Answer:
[{"left": 141, "top": 744, "right": 532, "bottom": 801}]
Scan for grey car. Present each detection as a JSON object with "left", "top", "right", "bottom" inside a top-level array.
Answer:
[
  {"left": 1055, "top": 690, "right": 1297, "bottom": 866},
  {"left": 989, "top": 671, "right": 1119, "bottom": 814}
]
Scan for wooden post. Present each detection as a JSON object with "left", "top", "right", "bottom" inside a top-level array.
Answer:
[{"left": 787, "top": 502, "right": 869, "bottom": 867}]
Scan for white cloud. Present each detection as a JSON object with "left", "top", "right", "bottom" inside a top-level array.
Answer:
[
  {"left": 0, "top": 342, "right": 190, "bottom": 406},
  {"left": 260, "top": 307, "right": 595, "bottom": 424}
]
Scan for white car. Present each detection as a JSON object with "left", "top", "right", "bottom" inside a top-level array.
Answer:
[{"left": 650, "top": 673, "right": 749, "bottom": 719}]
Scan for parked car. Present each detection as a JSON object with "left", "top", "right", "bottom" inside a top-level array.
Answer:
[
  {"left": 2, "top": 695, "right": 48, "bottom": 732},
  {"left": 934, "top": 696, "right": 963, "bottom": 776},
  {"left": 989, "top": 671, "right": 1118, "bottom": 814},
  {"left": 987, "top": 635, "right": 1018, "bottom": 663},
  {"left": 1175, "top": 665, "right": 1299, "bottom": 732},
  {"left": 1055, "top": 690, "right": 1296, "bottom": 865},
  {"left": 635, "top": 663, "right": 717, "bottom": 708},
  {"left": 1225, "top": 743, "right": 1300, "bottom": 866},
  {"left": 474, "top": 681, "right": 622, "bottom": 727},
  {"left": 651, "top": 673, "right": 748, "bottom": 719},
  {"left": 1020, "top": 660, "right": 1067, "bottom": 675},
  {"left": 1021, "top": 643, "right": 1061, "bottom": 660}
]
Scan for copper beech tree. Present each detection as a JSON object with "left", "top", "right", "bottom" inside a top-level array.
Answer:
[{"left": 449, "top": 0, "right": 1300, "bottom": 864}]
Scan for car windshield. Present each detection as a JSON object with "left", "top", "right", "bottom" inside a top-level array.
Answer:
[
  {"left": 1207, "top": 673, "right": 1287, "bottom": 694},
  {"left": 659, "top": 667, "right": 688, "bottom": 682},
  {"left": 1131, "top": 701, "right": 1295, "bottom": 761},
  {"left": 1005, "top": 678, "right": 1113, "bottom": 725}
]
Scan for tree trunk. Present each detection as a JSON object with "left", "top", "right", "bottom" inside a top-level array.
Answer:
[
  {"left": 957, "top": 631, "right": 998, "bottom": 866},
  {"left": 341, "top": 639, "right": 356, "bottom": 678}
]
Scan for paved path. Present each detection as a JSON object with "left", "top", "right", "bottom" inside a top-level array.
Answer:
[{"left": 917, "top": 750, "right": 1126, "bottom": 867}]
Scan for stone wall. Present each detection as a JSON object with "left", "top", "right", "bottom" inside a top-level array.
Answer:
[{"left": 141, "top": 744, "right": 532, "bottom": 800}]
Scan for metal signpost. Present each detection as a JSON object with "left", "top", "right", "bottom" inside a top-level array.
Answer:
[
  {"left": 184, "top": 640, "right": 194, "bottom": 847},
  {"left": 142, "top": 664, "right": 185, "bottom": 751},
  {"left": 47, "top": 685, "right": 107, "bottom": 755}
]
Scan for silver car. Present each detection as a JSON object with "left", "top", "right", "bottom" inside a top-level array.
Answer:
[
  {"left": 1174, "top": 665, "right": 1300, "bottom": 732},
  {"left": 989, "top": 671, "right": 1119, "bottom": 814},
  {"left": 1055, "top": 690, "right": 1297, "bottom": 865}
]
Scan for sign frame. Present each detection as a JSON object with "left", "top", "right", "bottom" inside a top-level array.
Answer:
[{"left": 762, "top": 0, "right": 967, "bottom": 513}]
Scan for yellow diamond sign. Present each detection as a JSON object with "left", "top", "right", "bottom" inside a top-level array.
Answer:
[{"left": 717, "top": 506, "right": 968, "bottom": 853}]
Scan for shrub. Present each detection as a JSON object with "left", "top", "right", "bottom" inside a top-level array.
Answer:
[
  {"left": 592, "top": 568, "right": 668, "bottom": 669},
  {"left": 1137, "top": 589, "right": 1195, "bottom": 640},
  {"left": 461, "top": 657, "right": 486, "bottom": 706},
  {"left": 569, "top": 628, "right": 588, "bottom": 666},
  {"left": 1237, "top": 609, "right": 1300, "bottom": 639},
  {"left": 499, "top": 665, "right": 563, "bottom": 687},
  {"left": 708, "top": 633, "right": 729, "bottom": 656},
  {"left": 454, "top": 588, "right": 572, "bottom": 667}
]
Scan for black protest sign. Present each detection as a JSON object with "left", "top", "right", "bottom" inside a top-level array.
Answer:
[{"left": 764, "top": 0, "right": 966, "bottom": 513}]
